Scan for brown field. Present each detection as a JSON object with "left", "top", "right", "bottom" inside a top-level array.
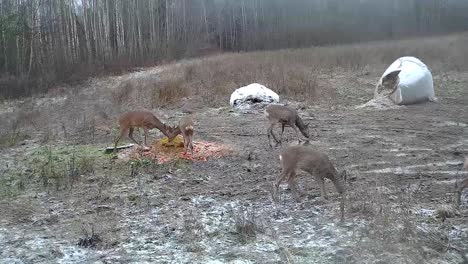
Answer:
[{"left": 0, "top": 33, "right": 467, "bottom": 263}]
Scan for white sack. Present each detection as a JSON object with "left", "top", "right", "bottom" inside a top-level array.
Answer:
[
  {"left": 229, "top": 83, "right": 279, "bottom": 108},
  {"left": 375, "top": 56, "right": 436, "bottom": 105}
]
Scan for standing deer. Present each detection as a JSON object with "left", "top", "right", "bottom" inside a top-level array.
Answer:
[
  {"left": 455, "top": 157, "right": 468, "bottom": 208},
  {"left": 168, "top": 114, "right": 195, "bottom": 155},
  {"left": 114, "top": 110, "right": 176, "bottom": 151},
  {"left": 179, "top": 115, "right": 195, "bottom": 155},
  {"left": 264, "top": 104, "right": 310, "bottom": 148},
  {"left": 274, "top": 145, "right": 347, "bottom": 221}
]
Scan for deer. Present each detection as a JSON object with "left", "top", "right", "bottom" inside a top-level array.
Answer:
[
  {"left": 455, "top": 157, "right": 468, "bottom": 208},
  {"left": 167, "top": 114, "right": 195, "bottom": 155},
  {"left": 264, "top": 104, "right": 310, "bottom": 148},
  {"left": 273, "top": 145, "right": 347, "bottom": 221},
  {"left": 113, "top": 110, "right": 176, "bottom": 151},
  {"left": 178, "top": 115, "right": 195, "bottom": 155}
]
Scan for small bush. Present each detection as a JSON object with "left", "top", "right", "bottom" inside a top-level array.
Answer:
[
  {"left": 0, "top": 167, "right": 27, "bottom": 198},
  {"left": 0, "top": 131, "right": 29, "bottom": 149},
  {"left": 112, "top": 81, "right": 134, "bottom": 104},
  {"left": 39, "top": 148, "right": 67, "bottom": 191},
  {"left": 152, "top": 78, "right": 188, "bottom": 106},
  {"left": 29, "top": 146, "right": 102, "bottom": 192},
  {"left": 77, "top": 226, "right": 102, "bottom": 249},
  {"left": 77, "top": 156, "right": 95, "bottom": 175},
  {"left": 233, "top": 206, "right": 265, "bottom": 243},
  {"left": 183, "top": 64, "right": 196, "bottom": 82}
]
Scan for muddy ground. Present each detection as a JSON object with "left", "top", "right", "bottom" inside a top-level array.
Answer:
[{"left": 0, "top": 64, "right": 467, "bottom": 264}]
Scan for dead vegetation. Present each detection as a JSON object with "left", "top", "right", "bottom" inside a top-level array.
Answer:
[
  {"left": 233, "top": 206, "right": 266, "bottom": 243},
  {"left": 152, "top": 33, "right": 468, "bottom": 107},
  {"left": 99, "top": 33, "right": 468, "bottom": 114},
  {"left": 0, "top": 131, "right": 29, "bottom": 149},
  {"left": 0, "top": 33, "right": 467, "bottom": 263},
  {"left": 344, "top": 176, "right": 468, "bottom": 263},
  {"left": 77, "top": 226, "right": 102, "bottom": 249}
]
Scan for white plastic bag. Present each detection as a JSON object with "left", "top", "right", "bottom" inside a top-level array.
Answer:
[{"left": 375, "top": 57, "right": 436, "bottom": 105}]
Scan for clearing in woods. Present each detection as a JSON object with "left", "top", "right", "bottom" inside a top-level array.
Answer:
[{"left": 0, "top": 39, "right": 467, "bottom": 263}]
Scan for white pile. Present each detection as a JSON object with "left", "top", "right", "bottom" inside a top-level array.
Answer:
[{"left": 229, "top": 83, "right": 279, "bottom": 109}]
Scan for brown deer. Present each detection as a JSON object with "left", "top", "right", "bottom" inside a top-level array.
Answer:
[
  {"left": 168, "top": 114, "right": 195, "bottom": 155},
  {"left": 179, "top": 115, "right": 195, "bottom": 155},
  {"left": 455, "top": 157, "right": 468, "bottom": 208},
  {"left": 274, "top": 145, "right": 347, "bottom": 220},
  {"left": 114, "top": 110, "right": 176, "bottom": 151},
  {"left": 264, "top": 104, "right": 310, "bottom": 148}
]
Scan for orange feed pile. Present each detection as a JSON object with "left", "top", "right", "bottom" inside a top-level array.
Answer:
[{"left": 126, "top": 135, "right": 233, "bottom": 164}]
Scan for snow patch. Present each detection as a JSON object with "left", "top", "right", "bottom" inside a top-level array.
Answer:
[{"left": 229, "top": 83, "right": 279, "bottom": 109}]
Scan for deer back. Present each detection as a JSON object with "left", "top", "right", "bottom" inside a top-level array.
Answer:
[{"left": 265, "top": 105, "right": 298, "bottom": 124}]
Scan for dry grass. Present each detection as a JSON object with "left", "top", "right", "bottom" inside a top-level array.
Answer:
[
  {"left": 233, "top": 206, "right": 266, "bottom": 244},
  {"left": 1, "top": 32, "right": 468, "bottom": 147},
  {"left": 152, "top": 77, "right": 188, "bottom": 107},
  {"left": 112, "top": 81, "right": 134, "bottom": 105},
  {"left": 345, "top": 179, "right": 460, "bottom": 263},
  {"left": 0, "top": 131, "right": 29, "bottom": 149},
  {"left": 154, "top": 32, "right": 468, "bottom": 107}
]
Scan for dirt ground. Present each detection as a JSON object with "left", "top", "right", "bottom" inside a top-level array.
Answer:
[{"left": 0, "top": 63, "right": 467, "bottom": 263}]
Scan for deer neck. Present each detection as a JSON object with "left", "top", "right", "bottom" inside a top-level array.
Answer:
[
  {"left": 150, "top": 118, "right": 171, "bottom": 137},
  {"left": 168, "top": 127, "right": 182, "bottom": 141},
  {"left": 295, "top": 117, "right": 309, "bottom": 137}
]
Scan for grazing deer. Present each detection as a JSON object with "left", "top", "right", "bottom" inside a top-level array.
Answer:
[
  {"left": 274, "top": 145, "right": 347, "bottom": 220},
  {"left": 455, "top": 157, "right": 468, "bottom": 208},
  {"left": 179, "top": 115, "right": 195, "bottom": 155},
  {"left": 264, "top": 104, "right": 310, "bottom": 148},
  {"left": 167, "top": 114, "right": 195, "bottom": 155},
  {"left": 114, "top": 110, "right": 176, "bottom": 151}
]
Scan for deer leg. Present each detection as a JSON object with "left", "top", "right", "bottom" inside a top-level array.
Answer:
[
  {"left": 270, "top": 124, "right": 281, "bottom": 145},
  {"left": 181, "top": 132, "right": 187, "bottom": 154},
  {"left": 267, "top": 125, "right": 272, "bottom": 147},
  {"left": 456, "top": 179, "right": 468, "bottom": 208},
  {"left": 292, "top": 125, "right": 301, "bottom": 144},
  {"left": 287, "top": 171, "right": 303, "bottom": 202},
  {"left": 143, "top": 127, "right": 150, "bottom": 147},
  {"left": 189, "top": 137, "right": 194, "bottom": 155},
  {"left": 184, "top": 137, "right": 189, "bottom": 154},
  {"left": 274, "top": 170, "right": 289, "bottom": 201},
  {"left": 267, "top": 124, "right": 279, "bottom": 148},
  {"left": 128, "top": 128, "right": 141, "bottom": 146},
  {"left": 279, "top": 123, "right": 285, "bottom": 143},
  {"left": 340, "top": 195, "right": 345, "bottom": 223},
  {"left": 114, "top": 128, "right": 128, "bottom": 152},
  {"left": 314, "top": 175, "right": 327, "bottom": 200}
]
